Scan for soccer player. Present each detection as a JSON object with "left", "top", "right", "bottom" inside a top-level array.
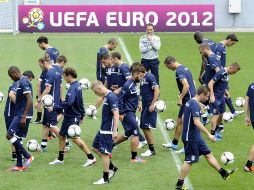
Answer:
[
  {"left": 138, "top": 63, "right": 160, "bottom": 156},
  {"left": 162, "top": 56, "right": 196, "bottom": 152},
  {"left": 36, "top": 57, "right": 62, "bottom": 151},
  {"left": 244, "top": 82, "right": 254, "bottom": 172},
  {"left": 215, "top": 34, "right": 243, "bottom": 117},
  {"left": 139, "top": 23, "right": 161, "bottom": 84},
  {"left": 6, "top": 66, "right": 34, "bottom": 171},
  {"left": 194, "top": 31, "right": 217, "bottom": 84},
  {"left": 91, "top": 81, "right": 119, "bottom": 184},
  {"left": 199, "top": 43, "right": 221, "bottom": 86},
  {"left": 33, "top": 58, "right": 47, "bottom": 124},
  {"left": 96, "top": 38, "right": 118, "bottom": 84},
  {"left": 175, "top": 86, "right": 237, "bottom": 190},
  {"left": 48, "top": 67, "right": 96, "bottom": 166},
  {"left": 37, "top": 36, "right": 59, "bottom": 64},
  {"left": 4, "top": 70, "right": 34, "bottom": 161},
  {"left": 208, "top": 62, "right": 241, "bottom": 139},
  {"left": 113, "top": 63, "right": 146, "bottom": 163}
]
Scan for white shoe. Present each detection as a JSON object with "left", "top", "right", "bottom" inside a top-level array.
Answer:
[
  {"left": 109, "top": 167, "right": 118, "bottom": 179},
  {"left": 82, "top": 158, "right": 96, "bottom": 167},
  {"left": 141, "top": 149, "right": 155, "bottom": 157},
  {"left": 93, "top": 178, "right": 109, "bottom": 185},
  {"left": 162, "top": 142, "right": 178, "bottom": 150},
  {"left": 175, "top": 147, "right": 185, "bottom": 154},
  {"left": 137, "top": 140, "right": 147, "bottom": 149},
  {"left": 232, "top": 110, "right": 244, "bottom": 118},
  {"left": 49, "top": 159, "right": 64, "bottom": 165},
  {"left": 92, "top": 116, "right": 97, "bottom": 120}
]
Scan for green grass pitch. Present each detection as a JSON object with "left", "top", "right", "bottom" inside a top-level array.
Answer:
[{"left": 0, "top": 32, "right": 253, "bottom": 190}]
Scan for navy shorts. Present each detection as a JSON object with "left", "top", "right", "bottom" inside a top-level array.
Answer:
[
  {"left": 122, "top": 112, "right": 139, "bottom": 138},
  {"left": 140, "top": 105, "right": 157, "bottom": 129},
  {"left": 209, "top": 98, "right": 226, "bottom": 115},
  {"left": 4, "top": 115, "right": 14, "bottom": 131},
  {"left": 92, "top": 131, "right": 113, "bottom": 154},
  {"left": 8, "top": 115, "right": 31, "bottom": 138},
  {"left": 59, "top": 117, "right": 80, "bottom": 137},
  {"left": 178, "top": 105, "right": 185, "bottom": 118},
  {"left": 183, "top": 139, "right": 211, "bottom": 164},
  {"left": 42, "top": 108, "right": 58, "bottom": 127}
]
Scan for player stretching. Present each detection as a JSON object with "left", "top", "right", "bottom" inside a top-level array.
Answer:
[
  {"left": 49, "top": 67, "right": 96, "bottom": 166},
  {"left": 91, "top": 81, "right": 119, "bottom": 184},
  {"left": 175, "top": 86, "right": 237, "bottom": 190},
  {"left": 162, "top": 56, "right": 196, "bottom": 153},
  {"left": 6, "top": 66, "right": 34, "bottom": 171},
  {"left": 243, "top": 82, "right": 254, "bottom": 172}
]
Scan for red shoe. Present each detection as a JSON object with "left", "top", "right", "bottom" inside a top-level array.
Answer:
[
  {"left": 7, "top": 166, "right": 24, "bottom": 172},
  {"left": 130, "top": 156, "right": 146, "bottom": 163},
  {"left": 109, "top": 153, "right": 112, "bottom": 159},
  {"left": 23, "top": 156, "right": 34, "bottom": 170}
]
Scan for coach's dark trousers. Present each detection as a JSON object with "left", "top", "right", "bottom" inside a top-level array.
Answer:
[{"left": 141, "top": 58, "right": 160, "bottom": 84}]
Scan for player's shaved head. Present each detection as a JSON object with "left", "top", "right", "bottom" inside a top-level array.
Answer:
[
  {"left": 194, "top": 31, "right": 204, "bottom": 44},
  {"left": 8, "top": 66, "right": 20, "bottom": 75}
]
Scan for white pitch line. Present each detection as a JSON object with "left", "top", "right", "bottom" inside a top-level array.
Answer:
[{"left": 118, "top": 36, "right": 194, "bottom": 190}]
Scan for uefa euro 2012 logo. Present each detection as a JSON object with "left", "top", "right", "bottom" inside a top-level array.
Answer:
[{"left": 22, "top": 8, "right": 45, "bottom": 31}]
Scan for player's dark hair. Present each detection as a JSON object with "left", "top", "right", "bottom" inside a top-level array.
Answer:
[
  {"left": 57, "top": 55, "right": 67, "bottom": 63},
  {"left": 226, "top": 34, "right": 238, "bottom": 42},
  {"left": 197, "top": 85, "right": 210, "bottom": 96},
  {"left": 131, "top": 62, "right": 146, "bottom": 75},
  {"left": 111, "top": 52, "right": 121, "bottom": 60},
  {"left": 164, "top": 56, "right": 176, "bottom": 65},
  {"left": 146, "top": 23, "right": 154, "bottom": 28},
  {"left": 100, "top": 52, "right": 110, "bottom": 60},
  {"left": 230, "top": 62, "right": 241, "bottom": 71},
  {"left": 23, "top": 70, "right": 35, "bottom": 79},
  {"left": 37, "top": 36, "right": 48, "bottom": 44},
  {"left": 38, "top": 58, "right": 44, "bottom": 63},
  {"left": 8, "top": 66, "right": 20, "bottom": 75},
  {"left": 63, "top": 67, "right": 77, "bottom": 79},
  {"left": 107, "top": 38, "right": 117, "bottom": 45},
  {"left": 194, "top": 31, "right": 203, "bottom": 44}
]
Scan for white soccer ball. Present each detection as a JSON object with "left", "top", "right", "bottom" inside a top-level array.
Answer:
[
  {"left": 67, "top": 124, "right": 81, "bottom": 137},
  {"left": 136, "top": 116, "right": 140, "bottom": 127},
  {"left": 164, "top": 119, "right": 176, "bottom": 130},
  {"left": 154, "top": 100, "right": 166, "bottom": 112},
  {"left": 85, "top": 105, "right": 97, "bottom": 117},
  {"left": 235, "top": 97, "right": 245, "bottom": 107},
  {"left": 0, "top": 92, "right": 4, "bottom": 103},
  {"left": 222, "top": 112, "right": 233, "bottom": 123},
  {"left": 28, "top": 8, "right": 44, "bottom": 23},
  {"left": 65, "top": 83, "right": 70, "bottom": 90},
  {"left": 26, "top": 139, "right": 38, "bottom": 152},
  {"left": 41, "top": 94, "right": 54, "bottom": 108},
  {"left": 79, "top": 78, "right": 91, "bottom": 90},
  {"left": 221, "top": 152, "right": 234, "bottom": 165}
]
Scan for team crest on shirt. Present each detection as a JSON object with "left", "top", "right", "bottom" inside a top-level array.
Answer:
[
  {"left": 185, "top": 102, "right": 190, "bottom": 107},
  {"left": 221, "top": 73, "right": 229, "bottom": 82}
]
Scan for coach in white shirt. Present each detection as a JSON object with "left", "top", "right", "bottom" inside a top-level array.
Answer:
[{"left": 139, "top": 23, "right": 161, "bottom": 84}]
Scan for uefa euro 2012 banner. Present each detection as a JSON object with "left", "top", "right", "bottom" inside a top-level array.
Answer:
[{"left": 19, "top": 5, "right": 215, "bottom": 33}]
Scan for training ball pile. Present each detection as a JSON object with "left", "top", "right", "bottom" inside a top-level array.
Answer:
[
  {"left": 164, "top": 119, "right": 176, "bottom": 130},
  {"left": 79, "top": 78, "right": 91, "bottom": 90},
  {"left": 0, "top": 92, "right": 4, "bottom": 103},
  {"left": 221, "top": 152, "right": 235, "bottom": 165},
  {"left": 235, "top": 97, "right": 245, "bottom": 107},
  {"left": 68, "top": 124, "right": 81, "bottom": 137},
  {"left": 222, "top": 112, "right": 233, "bottom": 123},
  {"left": 154, "top": 100, "right": 166, "bottom": 112},
  {"left": 85, "top": 105, "right": 97, "bottom": 117},
  {"left": 27, "top": 139, "right": 39, "bottom": 152},
  {"left": 41, "top": 94, "right": 54, "bottom": 108}
]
